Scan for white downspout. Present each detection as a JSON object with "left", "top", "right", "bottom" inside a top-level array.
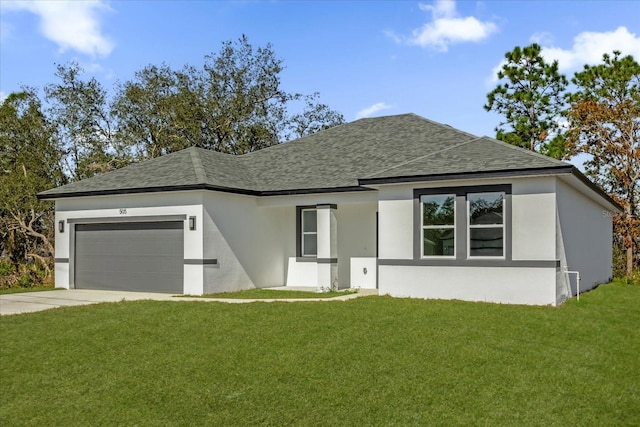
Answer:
[{"left": 565, "top": 268, "right": 581, "bottom": 301}]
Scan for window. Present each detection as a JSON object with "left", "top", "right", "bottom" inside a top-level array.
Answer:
[
  {"left": 414, "top": 184, "right": 511, "bottom": 263},
  {"left": 421, "top": 194, "right": 455, "bottom": 256},
  {"left": 301, "top": 209, "right": 317, "bottom": 257},
  {"left": 468, "top": 192, "right": 504, "bottom": 257}
]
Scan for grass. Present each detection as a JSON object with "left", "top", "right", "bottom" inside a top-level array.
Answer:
[
  {"left": 1, "top": 281, "right": 639, "bottom": 426},
  {"left": 0, "top": 286, "right": 59, "bottom": 295},
  {"left": 190, "top": 288, "right": 356, "bottom": 299}
]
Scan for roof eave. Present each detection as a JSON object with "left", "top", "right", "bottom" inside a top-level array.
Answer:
[
  {"left": 260, "top": 186, "right": 374, "bottom": 196},
  {"left": 357, "top": 165, "right": 622, "bottom": 212},
  {"left": 36, "top": 183, "right": 261, "bottom": 200},
  {"left": 357, "top": 165, "right": 575, "bottom": 186},
  {"left": 36, "top": 183, "right": 376, "bottom": 200}
]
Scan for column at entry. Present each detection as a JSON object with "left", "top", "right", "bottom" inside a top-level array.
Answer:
[{"left": 316, "top": 204, "right": 337, "bottom": 291}]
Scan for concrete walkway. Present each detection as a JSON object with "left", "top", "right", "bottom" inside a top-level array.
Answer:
[{"left": 0, "top": 288, "right": 378, "bottom": 316}]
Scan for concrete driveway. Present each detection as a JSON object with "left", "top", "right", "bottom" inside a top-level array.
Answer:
[{"left": 0, "top": 289, "right": 174, "bottom": 316}]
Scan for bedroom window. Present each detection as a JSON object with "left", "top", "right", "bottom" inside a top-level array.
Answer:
[
  {"left": 421, "top": 194, "right": 455, "bottom": 256},
  {"left": 301, "top": 208, "right": 317, "bottom": 257},
  {"left": 468, "top": 192, "right": 504, "bottom": 257}
]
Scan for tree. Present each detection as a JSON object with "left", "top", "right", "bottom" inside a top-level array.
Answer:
[
  {"left": 287, "top": 93, "right": 346, "bottom": 140},
  {"left": 565, "top": 51, "right": 640, "bottom": 277},
  {"left": 0, "top": 90, "right": 64, "bottom": 279},
  {"left": 45, "top": 62, "right": 126, "bottom": 180},
  {"left": 113, "top": 35, "right": 344, "bottom": 158},
  {"left": 112, "top": 64, "right": 192, "bottom": 158},
  {"left": 485, "top": 43, "right": 568, "bottom": 157}
]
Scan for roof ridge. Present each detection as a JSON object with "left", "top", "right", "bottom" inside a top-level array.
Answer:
[
  {"left": 241, "top": 113, "right": 429, "bottom": 159},
  {"left": 364, "top": 136, "right": 482, "bottom": 178},
  {"left": 409, "top": 114, "right": 481, "bottom": 140},
  {"left": 240, "top": 118, "right": 358, "bottom": 158},
  {"left": 192, "top": 146, "right": 262, "bottom": 190},
  {"left": 481, "top": 136, "right": 570, "bottom": 166},
  {"left": 189, "top": 147, "right": 208, "bottom": 183}
]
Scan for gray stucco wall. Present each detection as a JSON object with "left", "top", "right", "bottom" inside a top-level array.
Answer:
[{"left": 556, "top": 178, "right": 613, "bottom": 295}]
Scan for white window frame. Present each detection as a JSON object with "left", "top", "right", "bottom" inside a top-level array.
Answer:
[
  {"left": 421, "top": 194, "right": 456, "bottom": 258},
  {"left": 301, "top": 208, "right": 317, "bottom": 257},
  {"left": 467, "top": 192, "right": 505, "bottom": 259}
]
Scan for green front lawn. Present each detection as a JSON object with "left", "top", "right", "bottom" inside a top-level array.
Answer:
[
  {"left": 1, "top": 281, "right": 638, "bottom": 425},
  {"left": 192, "top": 288, "right": 356, "bottom": 299}
]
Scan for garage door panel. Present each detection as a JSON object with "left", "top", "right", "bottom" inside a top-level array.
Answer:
[
  {"left": 75, "top": 221, "right": 184, "bottom": 293},
  {"left": 76, "top": 255, "right": 181, "bottom": 274},
  {"left": 76, "top": 271, "right": 183, "bottom": 292}
]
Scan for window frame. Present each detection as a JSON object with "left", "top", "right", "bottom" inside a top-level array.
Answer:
[
  {"left": 467, "top": 191, "right": 505, "bottom": 259},
  {"left": 413, "top": 184, "right": 512, "bottom": 264},
  {"left": 296, "top": 206, "right": 318, "bottom": 259},
  {"left": 420, "top": 193, "right": 456, "bottom": 258},
  {"left": 301, "top": 208, "right": 317, "bottom": 258}
]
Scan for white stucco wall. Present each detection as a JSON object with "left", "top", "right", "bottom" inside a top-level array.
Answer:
[
  {"left": 375, "top": 175, "right": 615, "bottom": 305},
  {"left": 379, "top": 265, "right": 557, "bottom": 305},
  {"left": 258, "top": 193, "right": 377, "bottom": 289},
  {"left": 350, "top": 257, "right": 377, "bottom": 289},
  {"left": 377, "top": 186, "right": 414, "bottom": 260},
  {"left": 201, "top": 191, "right": 290, "bottom": 293},
  {"left": 286, "top": 258, "right": 317, "bottom": 287},
  {"left": 54, "top": 191, "right": 204, "bottom": 293},
  {"left": 53, "top": 189, "right": 376, "bottom": 295},
  {"left": 336, "top": 202, "right": 377, "bottom": 286},
  {"left": 555, "top": 178, "right": 614, "bottom": 294},
  {"left": 375, "top": 177, "right": 562, "bottom": 305},
  {"left": 511, "top": 177, "right": 556, "bottom": 261}
]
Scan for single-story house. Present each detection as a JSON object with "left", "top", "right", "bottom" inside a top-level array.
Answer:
[{"left": 38, "top": 114, "right": 620, "bottom": 305}]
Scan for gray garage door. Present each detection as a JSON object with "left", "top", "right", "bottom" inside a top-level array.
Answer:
[{"left": 74, "top": 222, "right": 184, "bottom": 293}]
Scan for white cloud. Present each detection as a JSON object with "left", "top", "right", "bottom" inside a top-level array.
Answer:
[
  {"left": 485, "top": 59, "right": 506, "bottom": 85},
  {"left": 0, "top": 91, "right": 7, "bottom": 104},
  {"left": 3, "top": 0, "right": 114, "bottom": 57},
  {"left": 540, "top": 26, "right": 640, "bottom": 72},
  {"left": 388, "top": 0, "right": 498, "bottom": 51},
  {"left": 529, "top": 32, "right": 554, "bottom": 46},
  {"left": 487, "top": 26, "right": 640, "bottom": 84},
  {"left": 356, "top": 102, "right": 393, "bottom": 120}
]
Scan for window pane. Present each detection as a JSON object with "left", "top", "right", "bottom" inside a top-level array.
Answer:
[
  {"left": 423, "top": 228, "right": 455, "bottom": 256},
  {"left": 303, "top": 234, "right": 317, "bottom": 256},
  {"left": 469, "top": 228, "right": 503, "bottom": 257},
  {"left": 421, "top": 195, "right": 455, "bottom": 226},
  {"left": 302, "top": 210, "right": 317, "bottom": 232},
  {"left": 469, "top": 193, "right": 503, "bottom": 225}
]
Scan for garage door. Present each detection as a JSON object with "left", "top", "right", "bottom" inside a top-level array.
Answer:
[{"left": 74, "top": 221, "right": 184, "bottom": 293}]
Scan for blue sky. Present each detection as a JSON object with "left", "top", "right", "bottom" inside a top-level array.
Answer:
[{"left": 1, "top": 0, "right": 639, "bottom": 140}]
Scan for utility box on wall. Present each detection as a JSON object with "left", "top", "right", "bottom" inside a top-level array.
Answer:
[{"left": 350, "top": 257, "right": 377, "bottom": 289}]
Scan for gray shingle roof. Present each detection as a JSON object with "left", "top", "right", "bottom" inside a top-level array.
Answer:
[{"left": 38, "top": 113, "right": 574, "bottom": 199}]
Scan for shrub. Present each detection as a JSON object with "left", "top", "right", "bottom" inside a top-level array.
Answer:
[
  {"left": 0, "top": 261, "right": 50, "bottom": 289},
  {"left": 0, "top": 259, "right": 15, "bottom": 277}
]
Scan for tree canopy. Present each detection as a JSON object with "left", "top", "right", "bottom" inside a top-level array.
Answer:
[
  {"left": 487, "top": 45, "right": 639, "bottom": 278},
  {"left": 0, "top": 90, "right": 63, "bottom": 282},
  {"left": 565, "top": 51, "right": 640, "bottom": 277},
  {"left": 113, "top": 35, "right": 344, "bottom": 158},
  {"left": 485, "top": 43, "right": 568, "bottom": 157}
]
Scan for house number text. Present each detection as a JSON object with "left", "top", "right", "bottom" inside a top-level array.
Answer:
[{"left": 119, "top": 208, "right": 127, "bottom": 215}]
